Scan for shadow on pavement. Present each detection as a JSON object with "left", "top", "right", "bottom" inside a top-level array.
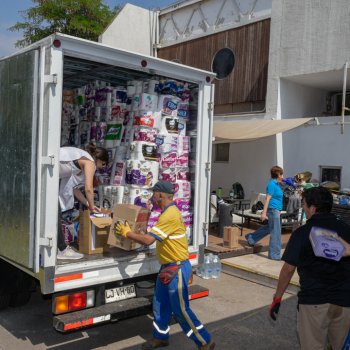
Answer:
[{"left": 0, "top": 287, "right": 299, "bottom": 350}]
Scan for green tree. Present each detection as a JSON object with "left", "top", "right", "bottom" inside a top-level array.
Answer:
[{"left": 9, "top": 0, "right": 120, "bottom": 48}]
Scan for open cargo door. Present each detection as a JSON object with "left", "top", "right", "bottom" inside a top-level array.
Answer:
[{"left": 0, "top": 50, "right": 40, "bottom": 270}]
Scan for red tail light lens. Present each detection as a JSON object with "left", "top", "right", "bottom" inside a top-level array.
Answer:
[{"left": 69, "top": 292, "right": 87, "bottom": 311}]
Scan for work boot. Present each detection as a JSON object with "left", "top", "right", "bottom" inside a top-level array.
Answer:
[
  {"left": 198, "top": 340, "right": 216, "bottom": 350},
  {"left": 141, "top": 338, "right": 169, "bottom": 350}
]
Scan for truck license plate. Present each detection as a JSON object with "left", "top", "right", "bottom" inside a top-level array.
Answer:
[{"left": 105, "top": 284, "right": 136, "bottom": 303}]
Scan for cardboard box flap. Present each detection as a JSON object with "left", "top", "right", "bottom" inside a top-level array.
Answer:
[{"left": 90, "top": 216, "right": 113, "bottom": 228}]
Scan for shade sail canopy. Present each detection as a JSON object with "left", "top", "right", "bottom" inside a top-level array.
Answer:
[{"left": 213, "top": 118, "right": 312, "bottom": 143}]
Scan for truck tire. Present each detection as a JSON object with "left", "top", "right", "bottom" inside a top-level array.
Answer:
[
  {"left": 0, "top": 291, "right": 11, "bottom": 310},
  {"left": 9, "top": 270, "right": 36, "bottom": 307},
  {"left": 9, "top": 291, "right": 32, "bottom": 307}
]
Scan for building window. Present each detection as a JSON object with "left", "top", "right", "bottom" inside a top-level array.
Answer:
[
  {"left": 212, "top": 48, "right": 235, "bottom": 80},
  {"left": 320, "top": 166, "right": 342, "bottom": 185},
  {"left": 214, "top": 143, "right": 230, "bottom": 162}
]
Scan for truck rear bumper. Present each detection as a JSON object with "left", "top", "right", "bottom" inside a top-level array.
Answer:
[
  {"left": 53, "top": 284, "right": 209, "bottom": 332},
  {"left": 53, "top": 297, "right": 152, "bottom": 332}
]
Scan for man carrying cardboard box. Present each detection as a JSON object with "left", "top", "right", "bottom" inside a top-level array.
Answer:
[{"left": 115, "top": 180, "right": 215, "bottom": 350}]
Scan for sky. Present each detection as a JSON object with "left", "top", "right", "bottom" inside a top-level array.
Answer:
[{"left": 0, "top": 0, "right": 177, "bottom": 57}]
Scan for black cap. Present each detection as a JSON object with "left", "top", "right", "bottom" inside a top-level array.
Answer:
[{"left": 151, "top": 180, "right": 174, "bottom": 194}]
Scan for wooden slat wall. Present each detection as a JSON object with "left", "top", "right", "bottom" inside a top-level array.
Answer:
[{"left": 157, "top": 19, "right": 270, "bottom": 106}]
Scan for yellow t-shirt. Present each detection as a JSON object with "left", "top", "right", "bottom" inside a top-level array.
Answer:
[{"left": 149, "top": 204, "right": 189, "bottom": 265}]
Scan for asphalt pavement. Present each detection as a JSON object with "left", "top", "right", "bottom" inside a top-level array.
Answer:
[{"left": 0, "top": 272, "right": 299, "bottom": 350}]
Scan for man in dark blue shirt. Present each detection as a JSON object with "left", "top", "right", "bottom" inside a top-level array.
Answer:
[{"left": 270, "top": 187, "right": 350, "bottom": 350}]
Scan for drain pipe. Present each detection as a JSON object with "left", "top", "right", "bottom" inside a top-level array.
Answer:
[{"left": 341, "top": 62, "right": 348, "bottom": 134}]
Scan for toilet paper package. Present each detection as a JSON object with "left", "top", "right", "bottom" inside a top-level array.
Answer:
[
  {"left": 178, "top": 120, "right": 187, "bottom": 136},
  {"left": 159, "top": 153, "right": 177, "bottom": 168},
  {"left": 113, "top": 88, "right": 128, "bottom": 104},
  {"left": 176, "top": 152, "right": 189, "bottom": 167},
  {"left": 132, "top": 126, "right": 158, "bottom": 143},
  {"left": 155, "top": 134, "right": 178, "bottom": 153},
  {"left": 176, "top": 167, "right": 191, "bottom": 181},
  {"left": 133, "top": 112, "right": 159, "bottom": 129},
  {"left": 174, "top": 181, "right": 191, "bottom": 199},
  {"left": 145, "top": 79, "right": 159, "bottom": 94},
  {"left": 79, "top": 121, "right": 91, "bottom": 145},
  {"left": 181, "top": 211, "right": 193, "bottom": 227},
  {"left": 177, "top": 101, "right": 190, "bottom": 120},
  {"left": 174, "top": 198, "right": 191, "bottom": 212},
  {"left": 157, "top": 95, "right": 181, "bottom": 116},
  {"left": 121, "top": 125, "right": 133, "bottom": 144},
  {"left": 127, "top": 83, "right": 136, "bottom": 96},
  {"left": 99, "top": 185, "right": 124, "bottom": 209},
  {"left": 98, "top": 122, "right": 107, "bottom": 142},
  {"left": 159, "top": 168, "right": 177, "bottom": 183},
  {"left": 147, "top": 210, "right": 161, "bottom": 230},
  {"left": 114, "top": 146, "right": 128, "bottom": 161},
  {"left": 111, "top": 162, "right": 126, "bottom": 186},
  {"left": 111, "top": 102, "right": 127, "bottom": 119},
  {"left": 159, "top": 116, "right": 179, "bottom": 135},
  {"left": 105, "top": 120, "right": 124, "bottom": 147},
  {"left": 125, "top": 160, "right": 159, "bottom": 187},
  {"left": 123, "top": 186, "right": 153, "bottom": 208},
  {"left": 133, "top": 93, "right": 159, "bottom": 111},
  {"left": 134, "top": 81, "right": 143, "bottom": 94},
  {"left": 177, "top": 136, "right": 190, "bottom": 153},
  {"left": 128, "top": 141, "right": 158, "bottom": 161}
]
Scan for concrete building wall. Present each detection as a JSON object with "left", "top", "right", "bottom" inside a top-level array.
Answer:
[
  {"left": 267, "top": 0, "right": 350, "bottom": 116},
  {"left": 283, "top": 118, "right": 350, "bottom": 187},
  {"left": 99, "top": 4, "right": 156, "bottom": 56},
  {"left": 211, "top": 137, "right": 277, "bottom": 197},
  {"left": 280, "top": 80, "right": 327, "bottom": 119}
]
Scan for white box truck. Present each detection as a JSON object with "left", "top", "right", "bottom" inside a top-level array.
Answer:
[{"left": 0, "top": 33, "right": 215, "bottom": 332}]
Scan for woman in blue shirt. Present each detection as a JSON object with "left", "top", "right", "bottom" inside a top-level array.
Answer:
[{"left": 245, "top": 166, "right": 284, "bottom": 260}]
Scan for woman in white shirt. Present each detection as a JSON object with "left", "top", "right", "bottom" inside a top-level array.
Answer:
[{"left": 57, "top": 144, "right": 108, "bottom": 260}]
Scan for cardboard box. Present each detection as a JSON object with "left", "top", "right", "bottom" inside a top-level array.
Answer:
[
  {"left": 223, "top": 226, "right": 240, "bottom": 248},
  {"left": 108, "top": 204, "right": 150, "bottom": 251},
  {"left": 79, "top": 210, "right": 112, "bottom": 254},
  {"left": 309, "top": 226, "right": 344, "bottom": 261}
]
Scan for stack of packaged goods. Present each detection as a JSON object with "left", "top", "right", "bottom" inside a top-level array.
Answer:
[
  {"left": 61, "top": 76, "right": 195, "bottom": 246},
  {"left": 155, "top": 80, "right": 193, "bottom": 243}
]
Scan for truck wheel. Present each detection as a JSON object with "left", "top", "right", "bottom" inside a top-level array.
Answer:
[
  {"left": 9, "top": 291, "right": 31, "bottom": 307},
  {"left": 0, "top": 290, "right": 11, "bottom": 310},
  {"left": 9, "top": 269, "right": 36, "bottom": 307}
]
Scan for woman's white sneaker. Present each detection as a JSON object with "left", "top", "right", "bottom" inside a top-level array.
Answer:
[{"left": 57, "top": 246, "right": 84, "bottom": 260}]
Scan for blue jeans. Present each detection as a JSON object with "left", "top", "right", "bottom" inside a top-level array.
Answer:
[{"left": 246, "top": 208, "right": 281, "bottom": 260}]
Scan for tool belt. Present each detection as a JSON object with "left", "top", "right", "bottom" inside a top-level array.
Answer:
[{"left": 159, "top": 264, "right": 182, "bottom": 285}]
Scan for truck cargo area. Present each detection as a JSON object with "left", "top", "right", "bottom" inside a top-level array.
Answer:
[{"left": 0, "top": 34, "right": 214, "bottom": 327}]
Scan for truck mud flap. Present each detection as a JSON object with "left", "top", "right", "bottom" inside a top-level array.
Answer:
[{"left": 53, "top": 297, "right": 152, "bottom": 332}]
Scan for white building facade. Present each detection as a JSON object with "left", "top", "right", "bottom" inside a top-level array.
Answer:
[{"left": 100, "top": 0, "right": 350, "bottom": 196}]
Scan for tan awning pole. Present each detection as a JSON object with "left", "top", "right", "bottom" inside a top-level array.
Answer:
[{"left": 341, "top": 62, "right": 349, "bottom": 134}]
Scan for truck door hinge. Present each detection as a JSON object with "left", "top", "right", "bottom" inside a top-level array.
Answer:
[
  {"left": 205, "top": 162, "right": 211, "bottom": 171},
  {"left": 44, "top": 74, "right": 57, "bottom": 84},
  {"left": 203, "top": 222, "right": 209, "bottom": 232},
  {"left": 40, "top": 237, "right": 53, "bottom": 248},
  {"left": 42, "top": 155, "right": 55, "bottom": 166},
  {"left": 208, "top": 102, "right": 214, "bottom": 112}
]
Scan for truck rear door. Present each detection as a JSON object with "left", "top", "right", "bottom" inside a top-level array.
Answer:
[{"left": 0, "top": 49, "right": 40, "bottom": 271}]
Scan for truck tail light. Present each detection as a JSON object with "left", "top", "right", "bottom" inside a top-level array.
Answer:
[
  {"left": 69, "top": 292, "right": 87, "bottom": 311},
  {"left": 53, "top": 290, "right": 94, "bottom": 314}
]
